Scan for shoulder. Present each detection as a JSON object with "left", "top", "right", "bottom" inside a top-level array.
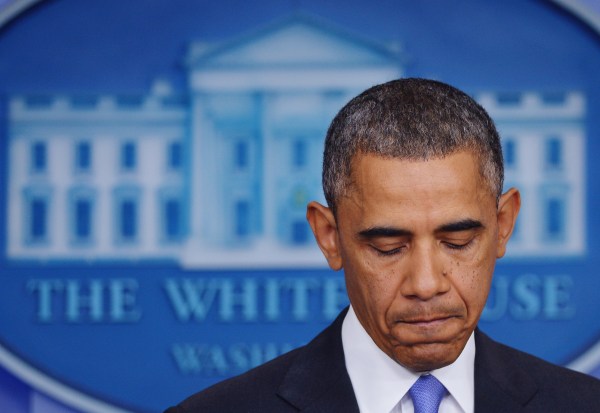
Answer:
[
  {"left": 165, "top": 346, "right": 303, "bottom": 413},
  {"left": 478, "top": 330, "right": 599, "bottom": 386},
  {"left": 475, "top": 330, "right": 600, "bottom": 410},
  {"left": 164, "top": 309, "right": 350, "bottom": 413}
]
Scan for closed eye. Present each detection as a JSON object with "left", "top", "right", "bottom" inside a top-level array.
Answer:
[
  {"left": 443, "top": 239, "right": 474, "bottom": 251},
  {"left": 371, "top": 245, "right": 405, "bottom": 256}
]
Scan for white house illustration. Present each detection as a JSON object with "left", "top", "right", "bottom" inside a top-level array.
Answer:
[
  {"left": 481, "top": 91, "right": 586, "bottom": 257},
  {"left": 5, "top": 15, "right": 586, "bottom": 267}
]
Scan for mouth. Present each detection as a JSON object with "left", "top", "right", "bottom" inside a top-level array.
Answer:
[
  {"left": 396, "top": 315, "right": 459, "bottom": 337},
  {"left": 401, "top": 315, "right": 456, "bottom": 326},
  {"left": 388, "top": 309, "right": 466, "bottom": 343},
  {"left": 392, "top": 315, "right": 461, "bottom": 340}
]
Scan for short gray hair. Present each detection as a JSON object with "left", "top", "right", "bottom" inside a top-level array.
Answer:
[{"left": 322, "top": 78, "right": 504, "bottom": 213}]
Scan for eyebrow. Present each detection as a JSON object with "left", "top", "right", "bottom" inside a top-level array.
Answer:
[
  {"left": 435, "top": 219, "right": 484, "bottom": 233},
  {"left": 358, "top": 227, "right": 412, "bottom": 239},
  {"left": 357, "top": 219, "right": 484, "bottom": 240}
]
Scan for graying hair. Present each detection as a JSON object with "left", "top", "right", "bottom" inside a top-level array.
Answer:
[{"left": 322, "top": 78, "right": 504, "bottom": 213}]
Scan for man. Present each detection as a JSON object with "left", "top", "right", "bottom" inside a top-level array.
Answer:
[{"left": 165, "top": 79, "right": 600, "bottom": 412}]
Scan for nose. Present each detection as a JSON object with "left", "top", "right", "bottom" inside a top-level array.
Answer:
[{"left": 400, "top": 242, "right": 450, "bottom": 300}]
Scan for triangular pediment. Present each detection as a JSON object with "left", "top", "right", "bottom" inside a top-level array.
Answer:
[{"left": 188, "top": 15, "right": 402, "bottom": 68}]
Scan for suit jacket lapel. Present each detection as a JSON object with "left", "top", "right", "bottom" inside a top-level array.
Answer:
[
  {"left": 277, "top": 308, "right": 360, "bottom": 413},
  {"left": 474, "top": 330, "right": 539, "bottom": 413},
  {"left": 277, "top": 316, "right": 544, "bottom": 413}
]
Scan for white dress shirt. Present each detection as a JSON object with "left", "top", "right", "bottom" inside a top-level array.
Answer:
[{"left": 342, "top": 306, "right": 475, "bottom": 413}]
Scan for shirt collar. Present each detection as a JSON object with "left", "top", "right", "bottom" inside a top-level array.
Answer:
[
  {"left": 342, "top": 305, "right": 475, "bottom": 413},
  {"left": 433, "top": 331, "right": 475, "bottom": 413}
]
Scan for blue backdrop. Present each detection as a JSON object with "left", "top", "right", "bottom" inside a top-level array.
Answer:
[{"left": 0, "top": 1, "right": 599, "bottom": 412}]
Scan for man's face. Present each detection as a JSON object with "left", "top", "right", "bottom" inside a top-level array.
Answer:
[{"left": 307, "top": 151, "right": 519, "bottom": 372}]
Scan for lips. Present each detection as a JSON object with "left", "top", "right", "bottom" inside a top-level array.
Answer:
[
  {"left": 390, "top": 305, "right": 465, "bottom": 325},
  {"left": 387, "top": 307, "right": 466, "bottom": 343},
  {"left": 389, "top": 313, "right": 463, "bottom": 343},
  {"left": 402, "top": 315, "right": 455, "bottom": 324}
]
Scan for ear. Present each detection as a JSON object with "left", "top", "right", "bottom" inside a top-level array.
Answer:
[
  {"left": 496, "top": 187, "right": 521, "bottom": 258},
  {"left": 306, "top": 201, "right": 343, "bottom": 270}
]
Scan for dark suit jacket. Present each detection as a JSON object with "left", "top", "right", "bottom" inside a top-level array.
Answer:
[{"left": 165, "top": 309, "right": 600, "bottom": 412}]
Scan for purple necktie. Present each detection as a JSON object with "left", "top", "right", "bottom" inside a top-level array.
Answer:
[{"left": 409, "top": 374, "right": 447, "bottom": 413}]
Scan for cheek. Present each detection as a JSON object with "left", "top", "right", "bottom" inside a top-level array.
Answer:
[
  {"left": 345, "top": 257, "right": 399, "bottom": 316},
  {"left": 451, "top": 252, "right": 495, "bottom": 314}
]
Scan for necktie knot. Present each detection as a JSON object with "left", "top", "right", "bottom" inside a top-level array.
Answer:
[{"left": 409, "top": 374, "right": 447, "bottom": 413}]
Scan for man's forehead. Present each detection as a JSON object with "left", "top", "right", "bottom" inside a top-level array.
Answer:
[
  {"left": 349, "top": 149, "right": 477, "bottom": 168},
  {"left": 348, "top": 151, "right": 480, "bottom": 184},
  {"left": 340, "top": 151, "right": 494, "bottom": 210}
]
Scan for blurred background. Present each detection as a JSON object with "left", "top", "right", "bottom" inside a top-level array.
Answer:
[{"left": 0, "top": 0, "right": 599, "bottom": 412}]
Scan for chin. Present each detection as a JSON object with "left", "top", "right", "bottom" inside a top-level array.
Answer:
[
  {"left": 394, "top": 343, "right": 460, "bottom": 372},
  {"left": 403, "top": 358, "right": 455, "bottom": 373}
]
